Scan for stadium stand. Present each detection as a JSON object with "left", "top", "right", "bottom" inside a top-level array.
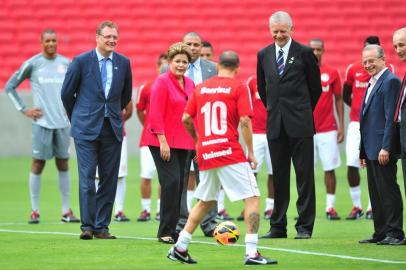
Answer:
[{"left": 1, "top": 0, "right": 405, "bottom": 89}]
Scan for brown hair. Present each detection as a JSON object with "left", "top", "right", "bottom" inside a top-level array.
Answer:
[
  {"left": 167, "top": 42, "right": 192, "bottom": 62},
  {"left": 96, "top": 21, "right": 118, "bottom": 35}
]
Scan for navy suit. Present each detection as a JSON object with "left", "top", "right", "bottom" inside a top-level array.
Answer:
[
  {"left": 360, "top": 69, "right": 404, "bottom": 240},
  {"left": 61, "top": 49, "right": 132, "bottom": 233}
]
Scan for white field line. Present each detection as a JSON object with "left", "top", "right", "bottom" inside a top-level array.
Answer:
[{"left": 0, "top": 228, "right": 405, "bottom": 265}]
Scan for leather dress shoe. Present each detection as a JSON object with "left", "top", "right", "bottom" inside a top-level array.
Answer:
[
  {"left": 294, "top": 232, "right": 311, "bottom": 239},
  {"left": 377, "top": 236, "right": 403, "bottom": 245},
  {"left": 158, "top": 236, "right": 175, "bottom": 244},
  {"left": 80, "top": 230, "right": 93, "bottom": 240},
  {"left": 94, "top": 232, "right": 117, "bottom": 239},
  {"left": 359, "top": 237, "right": 380, "bottom": 244},
  {"left": 260, "top": 231, "right": 287, "bottom": 239}
]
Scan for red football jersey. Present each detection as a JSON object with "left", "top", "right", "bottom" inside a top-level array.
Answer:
[
  {"left": 185, "top": 76, "right": 253, "bottom": 170},
  {"left": 313, "top": 65, "right": 341, "bottom": 133},
  {"left": 345, "top": 62, "right": 395, "bottom": 122},
  {"left": 136, "top": 82, "right": 152, "bottom": 147},
  {"left": 247, "top": 76, "right": 267, "bottom": 134}
]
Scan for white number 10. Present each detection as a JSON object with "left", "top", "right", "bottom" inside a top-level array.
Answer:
[{"left": 201, "top": 101, "right": 228, "bottom": 136}]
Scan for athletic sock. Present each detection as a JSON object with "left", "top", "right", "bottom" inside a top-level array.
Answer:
[
  {"left": 115, "top": 177, "right": 126, "bottom": 213},
  {"left": 187, "top": 190, "right": 194, "bottom": 212},
  {"left": 175, "top": 230, "right": 192, "bottom": 252},
  {"left": 156, "top": 199, "right": 161, "bottom": 213},
  {"left": 141, "top": 198, "right": 151, "bottom": 213},
  {"left": 326, "top": 193, "right": 335, "bottom": 211},
  {"left": 245, "top": 233, "right": 258, "bottom": 257},
  {"left": 58, "top": 170, "right": 71, "bottom": 214},
  {"left": 265, "top": 197, "right": 274, "bottom": 211},
  {"left": 29, "top": 172, "right": 41, "bottom": 212},
  {"left": 217, "top": 189, "right": 225, "bottom": 212},
  {"left": 349, "top": 185, "right": 362, "bottom": 208}
]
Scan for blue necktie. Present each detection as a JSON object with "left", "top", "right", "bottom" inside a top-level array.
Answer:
[
  {"left": 188, "top": 63, "right": 194, "bottom": 81},
  {"left": 276, "top": 49, "right": 284, "bottom": 76},
  {"left": 101, "top": 58, "right": 108, "bottom": 95}
]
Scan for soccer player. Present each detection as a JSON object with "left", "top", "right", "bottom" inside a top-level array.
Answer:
[
  {"left": 246, "top": 75, "right": 274, "bottom": 220},
  {"left": 5, "top": 29, "right": 79, "bottom": 224},
  {"left": 343, "top": 36, "right": 395, "bottom": 220},
  {"left": 135, "top": 53, "right": 167, "bottom": 221},
  {"left": 309, "top": 38, "right": 344, "bottom": 220},
  {"left": 200, "top": 41, "right": 214, "bottom": 61},
  {"left": 167, "top": 51, "right": 277, "bottom": 265}
]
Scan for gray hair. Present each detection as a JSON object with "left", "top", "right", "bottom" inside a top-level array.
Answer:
[
  {"left": 394, "top": 27, "right": 406, "bottom": 37},
  {"left": 183, "top": 32, "right": 202, "bottom": 41},
  {"left": 269, "top": 11, "right": 293, "bottom": 29},
  {"left": 363, "top": 44, "right": 385, "bottom": 58}
]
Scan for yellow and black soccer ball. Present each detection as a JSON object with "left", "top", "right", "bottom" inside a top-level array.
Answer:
[{"left": 213, "top": 221, "right": 240, "bottom": 245}]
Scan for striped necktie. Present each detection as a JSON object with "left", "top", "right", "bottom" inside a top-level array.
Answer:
[{"left": 276, "top": 49, "right": 284, "bottom": 76}]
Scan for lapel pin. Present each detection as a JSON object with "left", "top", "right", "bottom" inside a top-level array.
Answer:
[
  {"left": 114, "top": 66, "right": 118, "bottom": 70},
  {"left": 288, "top": 57, "right": 295, "bottom": 64}
]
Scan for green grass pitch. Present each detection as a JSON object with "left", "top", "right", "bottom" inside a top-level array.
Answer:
[{"left": 0, "top": 156, "right": 405, "bottom": 269}]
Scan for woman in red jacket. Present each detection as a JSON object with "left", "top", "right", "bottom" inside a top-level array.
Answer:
[{"left": 145, "top": 42, "right": 195, "bottom": 244}]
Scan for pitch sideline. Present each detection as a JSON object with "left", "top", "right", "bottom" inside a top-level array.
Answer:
[{"left": 0, "top": 228, "right": 405, "bottom": 265}]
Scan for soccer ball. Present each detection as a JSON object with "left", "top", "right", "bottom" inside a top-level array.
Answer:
[{"left": 213, "top": 221, "right": 240, "bottom": 245}]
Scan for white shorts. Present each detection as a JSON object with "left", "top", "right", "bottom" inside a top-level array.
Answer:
[
  {"left": 314, "top": 130, "right": 341, "bottom": 171},
  {"left": 345, "top": 121, "right": 361, "bottom": 168},
  {"left": 140, "top": 146, "right": 157, "bottom": 179},
  {"left": 96, "top": 136, "right": 128, "bottom": 178},
  {"left": 252, "top": 133, "right": 272, "bottom": 174},
  {"left": 195, "top": 162, "right": 260, "bottom": 202}
]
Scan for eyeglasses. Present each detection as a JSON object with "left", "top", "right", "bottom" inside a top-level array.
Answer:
[{"left": 99, "top": 34, "right": 118, "bottom": 41}]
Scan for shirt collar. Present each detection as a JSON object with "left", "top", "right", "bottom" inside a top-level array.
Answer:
[
  {"left": 95, "top": 48, "right": 113, "bottom": 61},
  {"left": 275, "top": 38, "right": 292, "bottom": 56},
  {"left": 191, "top": 57, "right": 201, "bottom": 70},
  {"left": 370, "top": 67, "right": 387, "bottom": 83}
]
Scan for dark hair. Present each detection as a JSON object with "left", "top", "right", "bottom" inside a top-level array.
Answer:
[
  {"left": 96, "top": 21, "right": 118, "bottom": 35},
  {"left": 41, "top": 29, "right": 57, "bottom": 40},
  {"left": 219, "top": 50, "right": 240, "bottom": 69},
  {"left": 309, "top": 38, "right": 324, "bottom": 48},
  {"left": 157, "top": 53, "right": 168, "bottom": 67},
  {"left": 364, "top": 36, "right": 380, "bottom": 45},
  {"left": 202, "top": 41, "right": 213, "bottom": 49}
]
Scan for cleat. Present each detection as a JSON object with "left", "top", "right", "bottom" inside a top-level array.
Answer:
[
  {"left": 326, "top": 208, "right": 341, "bottom": 220},
  {"left": 137, "top": 210, "right": 151, "bottom": 222},
  {"left": 346, "top": 207, "right": 364, "bottom": 220},
  {"left": 155, "top": 212, "right": 160, "bottom": 221},
  {"left": 244, "top": 252, "right": 278, "bottom": 265},
  {"left": 216, "top": 209, "right": 234, "bottom": 221},
  {"left": 236, "top": 210, "right": 244, "bottom": 221},
  {"left": 167, "top": 246, "right": 197, "bottom": 264},
  {"left": 264, "top": 209, "right": 273, "bottom": 220},
  {"left": 61, "top": 209, "right": 80, "bottom": 223},
  {"left": 114, "top": 211, "right": 130, "bottom": 222},
  {"left": 366, "top": 209, "right": 373, "bottom": 220},
  {"left": 28, "top": 211, "right": 40, "bottom": 224}
]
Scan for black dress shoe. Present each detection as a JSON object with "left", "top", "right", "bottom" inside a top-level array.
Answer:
[
  {"left": 260, "top": 231, "right": 287, "bottom": 239},
  {"left": 158, "top": 236, "right": 175, "bottom": 244},
  {"left": 359, "top": 237, "right": 380, "bottom": 244},
  {"left": 294, "top": 232, "right": 311, "bottom": 239},
  {"left": 94, "top": 232, "right": 117, "bottom": 239},
  {"left": 80, "top": 230, "right": 93, "bottom": 240},
  {"left": 377, "top": 236, "right": 403, "bottom": 245}
]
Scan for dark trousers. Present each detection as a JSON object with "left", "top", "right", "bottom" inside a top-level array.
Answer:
[
  {"left": 149, "top": 146, "right": 187, "bottom": 238},
  {"left": 268, "top": 126, "right": 315, "bottom": 235},
  {"left": 402, "top": 159, "right": 406, "bottom": 200},
  {"left": 176, "top": 150, "right": 218, "bottom": 234},
  {"left": 75, "top": 118, "right": 122, "bottom": 233},
  {"left": 366, "top": 159, "right": 404, "bottom": 240}
]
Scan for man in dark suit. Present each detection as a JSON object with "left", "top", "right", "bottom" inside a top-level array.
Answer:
[
  {"left": 257, "top": 11, "right": 321, "bottom": 239},
  {"left": 61, "top": 21, "right": 132, "bottom": 240},
  {"left": 392, "top": 27, "right": 406, "bottom": 245},
  {"left": 358, "top": 44, "right": 404, "bottom": 245},
  {"left": 177, "top": 32, "right": 218, "bottom": 236}
]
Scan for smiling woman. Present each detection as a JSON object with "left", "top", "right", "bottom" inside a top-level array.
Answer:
[{"left": 144, "top": 42, "right": 195, "bottom": 244}]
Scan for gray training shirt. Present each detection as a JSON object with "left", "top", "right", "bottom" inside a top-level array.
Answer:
[{"left": 5, "top": 53, "right": 71, "bottom": 129}]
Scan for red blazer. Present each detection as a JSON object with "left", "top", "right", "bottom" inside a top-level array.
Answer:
[{"left": 145, "top": 70, "right": 195, "bottom": 150}]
